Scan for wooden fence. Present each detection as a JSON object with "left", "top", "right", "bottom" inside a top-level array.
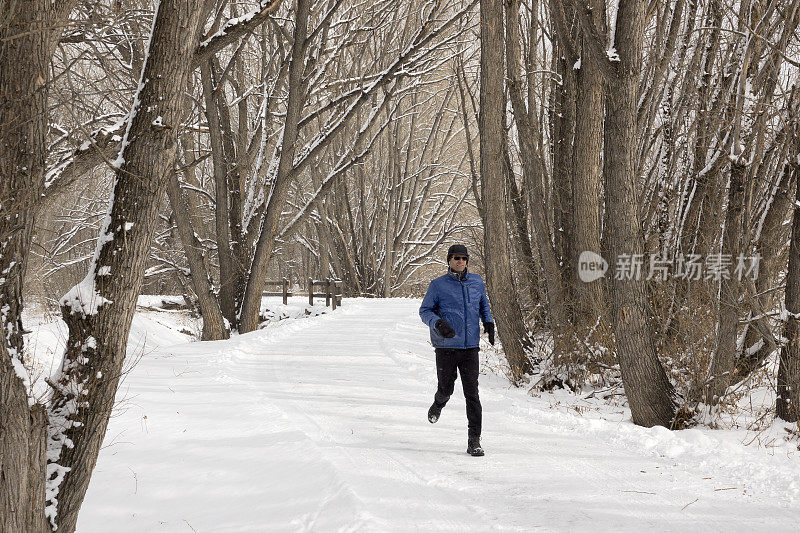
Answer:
[{"left": 262, "top": 278, "right": 344, "bottom": 309}]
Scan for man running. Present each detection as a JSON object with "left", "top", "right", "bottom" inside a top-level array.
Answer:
[{"left": 419, "top": 244, "right": 494, "bottom": 456}]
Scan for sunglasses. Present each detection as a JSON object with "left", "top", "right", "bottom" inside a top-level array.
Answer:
[{"left": 451, "top": 256, "right": 468, "bottom": 261}]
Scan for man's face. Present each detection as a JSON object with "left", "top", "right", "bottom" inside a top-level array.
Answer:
[{"left": 448, "top": 254, "right": 468, "bottom": 272}]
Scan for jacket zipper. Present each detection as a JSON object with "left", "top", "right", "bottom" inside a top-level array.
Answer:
[{"left": 461, "top": 277, "right": 467, "bottom": 347}]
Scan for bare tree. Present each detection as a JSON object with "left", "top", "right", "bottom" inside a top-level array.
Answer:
[
  {"left": 1, "top": 2, "right": 79, "bottom": 531},
  {"left": 587, "top": 0, "right": 675, "bottom": 426},
  {"left": 777, "top": 90, "right": 800, "bottom": 422},
  {"left": 567, "top": 0, "right": 605, "bottom": 327},
  {"left": 46, "top": 0, "right": 214, "bottom": 530},
  {"left": 480, "top": 0, "right": 532, "bottom": 382},
  {"left": 506, "top": 0, "right": 570, "bottom": 357},
  {"left": 238, "top": 0, "right": 311, "bottom": 332}
]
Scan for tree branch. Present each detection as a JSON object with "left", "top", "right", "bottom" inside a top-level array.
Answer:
[{"left": 192, "top": 0, "right": 285, "bottom": 69}]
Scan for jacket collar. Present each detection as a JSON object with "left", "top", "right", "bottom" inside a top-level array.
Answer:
[{"left": 447, "top": 267, "right": 468, "bottom": 281}]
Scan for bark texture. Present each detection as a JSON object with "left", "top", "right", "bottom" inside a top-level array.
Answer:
[
  {"left": 0, "top": 2, "right": 75, "bottom": 531},
  {"left": 570, "top": 0, "right": 605, "bottom": 326},
  {"left": 0, "top": 316, "right": 49, "bottom": 533},
  {"left": 480, "top": 0, "right": 532, "bottom": 382},
  {"left": 707, "top": 161, "right": 745, "bottom": 402},
  {"left": 777, "top": 157, "right": 800, "bottom": 422},
  {"left": 0, "top": 0, "right": 57, "bottom": 356},
  {"left": 604, "top": 0, "right": 675, "bottom": 427},
  {"left": 51, "top": 1, "right": 205, "bottom": 530}
]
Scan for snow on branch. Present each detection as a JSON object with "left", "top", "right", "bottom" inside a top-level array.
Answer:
[
  {"left": 40, "top": 119, "right": 126, "bottom": 215},
  {"left": 193, "top": 0, "right": 284, "bottom": 68}
]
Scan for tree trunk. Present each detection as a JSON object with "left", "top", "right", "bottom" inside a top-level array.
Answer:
[
  {"left": 506, "top": 0, "right": 569, "bottom": 352},
  {"left": 739, "top": 131, "right": 798, "bottom": 377},
  {"left": 494, "top": 26, "right": 539, "bottom": 308},
  {"left": 707, "top": 161, "right": 745, "bottom": 403},
  {"left": 777, "top": 157, "right": 800, "bottom": 422},
  {"left": 679, "top": 1, "right": 723, "bottom": 258},
  {"left": 26, "top": 405, "right": 49, "bottom": 533},
  {"left": 166, "top": 168, "right": 229, "bottom": 341},
  {"left": 213, "top": 54, "right": 254, "bottom": 324},
  {"left": 504, "top": 147, "right": 539, "bottom": 308},
  {"left": 1, "top": 336, "right": 48, "bottom": 533},
  {"left": 553, "top": 53, "right": 576, "bottom": 284},
  {"left": 201, "top": 63, "right": 238, "bottom": 325},
  {"left": 239, "top": 0, "right": 310, "bottom": 332},
  {"left": 570, "top": 0, "right": 605, "bottom": 327},
  {"left": 604, "top": 0, "right": 675, "bottom": 427},
  {"left": 383, "top": 128, "right": 398, "bottom": 298},
  {"left": 0, "top": 0, "right": 74, "bottom": 359},
  {"left": 51, "top": 1, "right": 205, "bottom": 530},
  {"left": 480, "top": 0, "right": 532, "bottom": 382},
  {"left": 1, "top": 2, "right": 75, "bottom": 530},
  {"left": 331, "top": 181, "right": 363, "bottom": 295}
]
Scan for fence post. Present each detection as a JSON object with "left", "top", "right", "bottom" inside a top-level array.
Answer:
[
  {"left": 308, "top": 277, "right": 314, "bottom": 306},
  {"left": 332, "top": 279, "right": 337, "bottom": 310},
  {"left": 325, "top": 278, "right": 331, "bottom": 307},
  {"left": 282, "top": 278, "right": 289, "bottom": 305}
]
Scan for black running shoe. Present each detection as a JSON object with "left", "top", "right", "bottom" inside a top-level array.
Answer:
[
  {"left": 427, "top": 403, "right": 442, "bottom": 423},
  {"left": 467, "top": 435, "right": 484, "bottom": 456}
]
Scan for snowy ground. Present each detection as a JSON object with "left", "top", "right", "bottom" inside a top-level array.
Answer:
[{"left": 23, "top": 297, "right": 800, "bottom": 532}]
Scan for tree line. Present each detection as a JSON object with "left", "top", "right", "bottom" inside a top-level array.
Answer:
[
  {"left": 473, "top": 0, "right": 799, "bottom": 432},
  {"left": 1, "top": 1, "right": 799, "bottom": 530}
]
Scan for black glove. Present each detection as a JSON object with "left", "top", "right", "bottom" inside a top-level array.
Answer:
[
  {"left": 435, "top": 318, "right": 456, "bottom": 338},
  {"left": 484, "top": 322, "right": 495, "bottom": 345}
]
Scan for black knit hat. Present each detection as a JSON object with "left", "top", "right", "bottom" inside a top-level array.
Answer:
[{"left": 447, "top": 244, "right": 469, "bottom": 262}]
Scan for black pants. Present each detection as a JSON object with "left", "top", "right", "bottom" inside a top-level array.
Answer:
[{"left": 433, "top": 347, "right": 481, "bottom": 437}]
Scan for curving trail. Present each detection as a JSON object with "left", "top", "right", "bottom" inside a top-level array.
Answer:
[{"left": 75, "top": 298, "right": 800, "bottom": 532}]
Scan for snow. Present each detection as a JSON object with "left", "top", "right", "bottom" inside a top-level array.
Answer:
[
  {"left": 111, "top": 1, "right": 160, "bottom": 171},
  {"left": 24, "top": 298, "right": 800, "bottom": 531},
  {"left": 44, "top": 463, "right": 71, "bottom": 528},
  {"left": 46, "top": 118, "right": 126, "bottom": 189},
  {"left": 10, "top": 355, "right": 34, "bottom": 406},
  {"left": 59, "top": 275, "right": 113, "bottom": 317},
  {"left": 607, "top": 0, "right": 620, "bottom": 57},
  {"left": 198, "top": 0, "right": 275, "bottom": 49}
]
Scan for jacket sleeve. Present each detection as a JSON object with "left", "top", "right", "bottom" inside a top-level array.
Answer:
[
  {"left": 419, "top": 280, "right": 441, "bottom": 329},
  {"left": 479, "top": 278, "right": 493, "bottom": 324}
]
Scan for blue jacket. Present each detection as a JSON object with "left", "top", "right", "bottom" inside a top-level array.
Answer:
[{"left": 419, "top": 270, "right": 493, "bottom": 349}]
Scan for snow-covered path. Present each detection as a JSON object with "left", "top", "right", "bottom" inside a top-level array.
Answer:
[{"left": 74, "top": 298, "right": 799, "bottom": 532}]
